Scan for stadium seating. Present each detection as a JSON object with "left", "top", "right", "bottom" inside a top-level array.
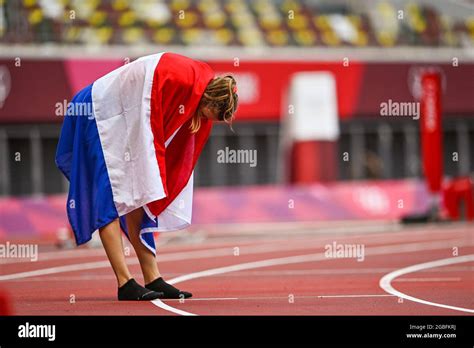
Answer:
[{"left": 0, "top": 0, "right": 473, "bottom": 47}]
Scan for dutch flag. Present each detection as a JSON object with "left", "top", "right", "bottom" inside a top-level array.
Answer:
[{"left": 56, "top": 52, "right": 215, "bottom": 254}]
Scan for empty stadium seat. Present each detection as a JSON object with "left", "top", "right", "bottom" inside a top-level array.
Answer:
[{"left": 1, "top": 0, "right": 472, "bottom": 47}]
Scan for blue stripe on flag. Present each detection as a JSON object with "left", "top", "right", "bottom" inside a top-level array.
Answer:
[{"left": 56, "top": 83, "right": 119, "bottom": 246}]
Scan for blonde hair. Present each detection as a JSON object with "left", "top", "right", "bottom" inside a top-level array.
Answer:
[{"left": 190, "top": 75, "right": 238, "bottom": 133}]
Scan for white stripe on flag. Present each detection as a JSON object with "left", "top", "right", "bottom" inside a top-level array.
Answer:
[{"left": 92, "top": 53, "right": 167, "bottom": 216}]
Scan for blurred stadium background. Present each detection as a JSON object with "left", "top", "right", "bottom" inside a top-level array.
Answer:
[{"left": 0, "top": 0, "right": 474, "bottom": 241}]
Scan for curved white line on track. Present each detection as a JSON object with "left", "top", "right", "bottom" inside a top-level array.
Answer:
[
  {"left": 152, "top": 298, "right": 197, "bottom": 316},
  {"left": 152, "top": 240, "right": 474, "bottom": 316},
  {"left": 153, "top": 250, "right": 397, "bottom": 315},
  {"left": 152, "top": 252, "right": 326, "bottom": 316},
  {"left": 379, "top": 254, "right": 474, "bottom": 313}
]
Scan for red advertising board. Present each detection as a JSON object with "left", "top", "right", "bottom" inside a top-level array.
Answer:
[
  {"left": 0, "top": 59, "right": 473, "bottom": 123},
  {"left": 420, "top": 72, "right": 443, "bottom": 193}
]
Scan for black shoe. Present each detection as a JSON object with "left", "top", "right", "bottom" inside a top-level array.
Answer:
[
  {"left": 118, "top": 278, "right": 164, "bottom": 301},
  {"left": 145, "top": 277, "right": 192, "bottom": 299}
]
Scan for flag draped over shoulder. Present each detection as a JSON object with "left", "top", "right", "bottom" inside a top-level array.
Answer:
[{"left": 56, "top": 52, "right": 214, "bottom": 254}]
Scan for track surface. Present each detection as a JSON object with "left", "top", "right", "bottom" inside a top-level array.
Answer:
[{"left": 0, "top": 222, "right": 473, "bottom": 315}]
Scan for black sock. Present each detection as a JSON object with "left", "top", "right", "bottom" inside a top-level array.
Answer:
[
  {"left": 118, "top": 278, "right": 164, "bottom": 301},
  {"left": 145, "top": 277, "right": 192, "bottom": 299}
]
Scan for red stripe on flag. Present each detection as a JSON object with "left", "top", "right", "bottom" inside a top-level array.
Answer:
[{"left": 147, "top": 53, "right": 214, "bottom": 216}]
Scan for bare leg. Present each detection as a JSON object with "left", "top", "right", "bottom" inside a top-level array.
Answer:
[
  {"left": 125, "top": 208, "right": 192, "bottom": 298},
  {"left": 126, "top": 208, "right": 161, "bottom": 284},
  {"left": 99, "top": 219, "right": 132, "bottom": 287}
]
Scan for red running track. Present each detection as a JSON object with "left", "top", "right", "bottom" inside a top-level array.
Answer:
[{"left": 0, "top": 222, "right": 473, "bottom": 315}]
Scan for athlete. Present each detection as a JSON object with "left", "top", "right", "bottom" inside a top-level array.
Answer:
[{"left": 56, "top": 52, "right": 238, "bottom": 301}]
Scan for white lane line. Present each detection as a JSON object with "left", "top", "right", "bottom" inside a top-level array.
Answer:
[
  {"left": 0, "top": 240, "right": 330, "bottom": 281},
  {"left": 3, "top": 235, "right": 468, "bottom": 282},
  {"left": 393, "top": 277, "right": 461, "bottom": 282},
  {"left": 168, "top": 239, "right": 474, "bottom": 286},
  {"left": 9, "top": 267, "right": 473, "bottom": 282},
  {"left": 158, "top": 297, "right": 240, "bottom": 302},
  {"left": 0, "top": 221, "right": 465, "bottom": 264},
  {"left": 180, "top": 297, "right": 239, "bottom": 301},
  {"left": 0, "top": 260, "right": 112, "bottom": 281},
  {"left": 151, "top": 299, "right": 197, "bottom": 316},
  {"left": 379, "top": 254, "right": 474, "bottom": 314},
  {"left": 1, "top": 223, "right": 466, "bottom": 265},
  {"left": 160, "top": 295, "right": 394, "bottom": 302},
  {"left": 0, "top": 248, "right": 107, "bottom": 264},
  {"left": 316, "top": 294, "right": 394, "bottom": 298},
  {"left": 167, "top": 253, "right": 328, "bottom": 285},
  {"left": 153, "top": 239, "right": 474, "bottom": 316}
]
